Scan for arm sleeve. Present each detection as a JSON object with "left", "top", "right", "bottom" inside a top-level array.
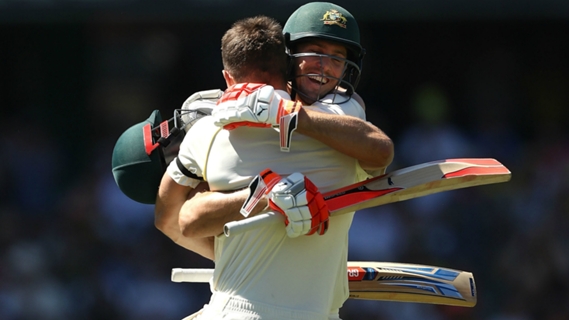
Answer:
[
  {"left": 313, "top": 95, "right": 367, "bottom": 120},
  {"left": 166, "top": 157, "right": 203, "bottom": 188},
  {"left": 166, "top": 116, "right": 212, "bottom": 188}
]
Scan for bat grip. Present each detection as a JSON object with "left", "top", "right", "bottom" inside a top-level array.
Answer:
[
  {"left": 171, "top": 268, "right": 213, "bottom": 283},
  {"left": 223, "top": 211, "right": 284, "bottom": 237}
]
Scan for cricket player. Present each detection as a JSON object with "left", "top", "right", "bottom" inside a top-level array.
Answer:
[
  {"left": 154, "top": 4, "right": 392, "bottom": 320},
  {"left": 112, "top": 3, "right": 393, "bottom": 319},
  {"left": 154, "top": 2, "right": 392, "bottom": 254}
]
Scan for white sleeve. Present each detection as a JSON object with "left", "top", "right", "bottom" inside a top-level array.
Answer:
[
  {"left": 166, "top": 157, "right": 202, "bottom": 188},
  {"left": 167, "top": 116, "right": 223, "bottom": 188},
  {"left": 166, "top": 117, "right": 212, "bottom": 188},
  {"left": 312, "top": 95, "right": 366, "bottom": 120}
]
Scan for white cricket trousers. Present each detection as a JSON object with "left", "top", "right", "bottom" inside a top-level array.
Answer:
[{"left": 184, "top": 292, "right": 342, "bottom": 320}]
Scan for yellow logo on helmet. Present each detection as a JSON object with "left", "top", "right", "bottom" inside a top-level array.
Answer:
[{"left": 321, "top": 9, "right": 347, "bottom": 28}]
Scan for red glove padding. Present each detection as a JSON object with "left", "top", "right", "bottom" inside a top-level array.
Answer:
[
  {"left": 268, "top": 173, "right": 330, "bottom": 237},
  {"left": 213, "top": 83, "right": 302, "bottom": 130}
]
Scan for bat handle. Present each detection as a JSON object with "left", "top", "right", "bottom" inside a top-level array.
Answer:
[
  {"left": 223, "top": 211, "right": 284, "bottom": 237},
  {"left": 171, "top": 268, "right": 213, "bottom": 283}
]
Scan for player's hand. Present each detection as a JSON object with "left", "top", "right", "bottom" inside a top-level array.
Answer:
[
  {"left": 212, "top": 83, "right": 302, "bottom": 130},
  {"left": 268, "top": 173, "right": 330, "bottom": 238},
  {"left": 179, "top": 89, "right": 222, "bottom": 132},
  {"left": 182, "top": 89, "right": 223, "bottom": 107}
]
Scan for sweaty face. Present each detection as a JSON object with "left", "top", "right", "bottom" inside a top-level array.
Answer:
[{"left": 292, "top": 39, "right": 348, "bottom": 104}]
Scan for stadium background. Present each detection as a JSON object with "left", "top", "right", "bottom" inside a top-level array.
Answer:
[{"left": 1, "top": 1, "right": 568, "bottom": 319}]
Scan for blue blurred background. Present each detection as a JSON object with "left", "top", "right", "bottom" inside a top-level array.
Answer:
[{"left": 1, "top": 1, "right": 568, "bottom": 319}]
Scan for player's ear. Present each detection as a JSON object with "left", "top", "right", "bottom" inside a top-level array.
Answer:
[{"left": 222, "top": 70, "right": 235, "bottom": 86}]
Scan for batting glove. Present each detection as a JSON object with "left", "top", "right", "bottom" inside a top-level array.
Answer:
[
  {"left": 179, "top": 89, "right": 222, "bottom": 132},
  {"left": 213, "top": 83, "right": 302, "bottom": 128},
  {"left": 269, "top": 173, "right": 330, "bottom": 238},
  {"left": 212, "top": 83, "right": 301, "bottom": 151}
]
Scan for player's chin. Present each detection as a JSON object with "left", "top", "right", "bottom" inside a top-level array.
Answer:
[
  {"left": 295, "top": 81, "right": 331, "bottom": 103},
  {"left": 316, "top": 84, "right": 337, "bottom": 100},
  {"left": 307, "top": 83, "right": 335, "bottom": 100},
  {"left": 301, "top": 90, "right": 326, "bottom": 104}
]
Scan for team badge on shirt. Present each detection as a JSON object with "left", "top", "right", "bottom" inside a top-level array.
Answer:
[{"left": 321, "top": 9, "right": 347, "bottom": 28}]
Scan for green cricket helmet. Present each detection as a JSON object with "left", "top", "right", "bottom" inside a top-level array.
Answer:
[
  {"left": 111, "top": 91, "right": 218, "bottom": 205},
  {"left": 111, "top": 110, "right": 184, "bottom": 204},
  {"left": 111, "top": 102, "right": 213, "bottom": 205},
  {"left": 284, "top": 2, "right": 365, "bottom": 100}
]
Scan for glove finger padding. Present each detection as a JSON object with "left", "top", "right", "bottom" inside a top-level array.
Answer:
[
  {"left": 182, "top": 89, "right": 223, "bottom": 107},
  {"left": 212, "top": 83, "right": 272, "bottom": 129},
  {"left": 252, "top": 85, "right": 274, "bottom": 123},
  {"left": 179, "top": 89, "right": 222, "bottom": 132},
  {"left": 285, "top": 207, "right": 312, "bottom": 237},
  {"left": 269, "top": 173, "right": 330, "bottom": 238},
  {"left": 212, "top": 83, "right": 302, "bottom": 152},
  {"left": 302, "top": 178, "right": 329, "bottom": 236},
  {"left": 212, "top": 83, "right": 301, "bottom": 129}
]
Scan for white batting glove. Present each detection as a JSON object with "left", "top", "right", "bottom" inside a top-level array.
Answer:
[
  {"left": 268, "top": 173, "right": 330, "bottom": 238},
  {"left": 179, "top": 89, "right": 222, "bottom": 132},
  {"left": 212, "top": 83, "right": 301, "bottom": 152},
  {"left": 212, "top": 83, "right": 302, "bottom": 152},
  {"left": 213, "top": 83, "right": 302, "bottom": 128},
  {"left": 182, "top": 89, "right": 223, "bottom": 107}
]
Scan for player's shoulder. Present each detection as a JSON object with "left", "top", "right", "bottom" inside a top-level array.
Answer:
[
  {"left": 329, "top": 90, "right": 365, "bottom": 110},
  {"left": 326, "top": 87, "right": 365, "bottom": 109},
  {"left": 313, "top": 92, "right": 366, "bottom": 120},
  {"left": 179, "top": 115, "right": 219, "bottom": 151},
  {"left": 351, "top": 92, "right": 366, "bottom": 110}
]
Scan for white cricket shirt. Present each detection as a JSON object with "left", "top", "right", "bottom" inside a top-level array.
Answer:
[{"left": 168, "top": 90, "right": 367, "bottom": 317}]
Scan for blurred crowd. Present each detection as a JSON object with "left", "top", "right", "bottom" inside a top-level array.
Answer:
[{"left": 1, "top": 18, "right": 568, "bottom": 320}]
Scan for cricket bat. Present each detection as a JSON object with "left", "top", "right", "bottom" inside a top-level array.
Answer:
[
  {"left": 347, "top": 261, "right": 476, "bottom": 307},
  {"left": 171, "top": 261, "right": 477, "bottom": 307},
  {"left": 224, "top": 158, "right": 511, "bottom": 236}
]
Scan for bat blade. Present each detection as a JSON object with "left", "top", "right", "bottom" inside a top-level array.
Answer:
[
  {"left": 171, "top": 261, "right": 477, "bottom": 307},
  {"left": 223, "top": 158, "right": 511, "bottom": 236},
  {"left": 326, "top": 158, "right": 511, "bottom": 215},
  {"left": 347, "top": 262, "right": 477, "bottom": 307}
]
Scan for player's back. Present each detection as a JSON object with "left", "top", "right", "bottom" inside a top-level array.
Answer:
[{"left": 178, "top": 91, "right": 364, "bottom": 317}]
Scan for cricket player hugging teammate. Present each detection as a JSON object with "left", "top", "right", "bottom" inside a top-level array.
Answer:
[{"left": 111, "top": 2, "right": 511, "bottom": 319}]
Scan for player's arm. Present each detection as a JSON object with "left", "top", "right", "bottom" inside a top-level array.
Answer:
[
  {"left": 293, "top": 91, "right": 393, "bottom": 172},
  {"left": 295, "top": 107, "right": 393, "bottom": 172},
  {"left": 154, "top": 174, "right": 215, "bottom": 260},
  {"left": 180, "top": 169, "right": 330, "bottom": 238},
  {"left": 177, "top": 187, "right": 266, "bottom": 239},
  {"left": 212, "top": 84, "right": 394, "bottom": 172}
]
